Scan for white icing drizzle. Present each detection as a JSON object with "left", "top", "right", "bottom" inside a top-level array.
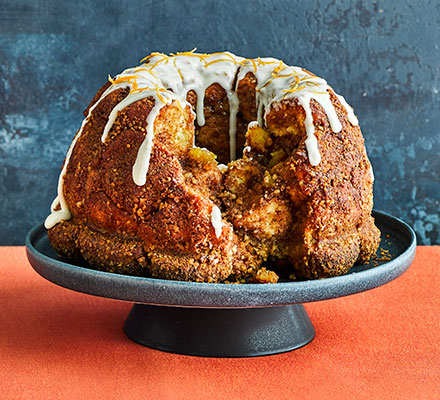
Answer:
[
  {"left": 46, "top": 50, "right": 360, "bottom": 232},
  {"left": 297, "top": 96, "right": 321, "bottom": 166},
  {"left": 44, "top": 83, "right": 120, "bottom": 229},
  {"left": 336, "top": 94, "right": 359, "bottom": 126},
  {"left": 237, "top": 57, "right": 278, "bottom": 126},
  {"left": 132, "top": 100, "right": 171, "bottom": 186},
  {"left": 210, "top": 205, "right": 224, "bottom": 238},
  {"left": 370, "top": 165, "right": 375, "bottom": 182},
  {"left": 237, "top": 59, "right": 359, "bottom": 164},
  {"left": 365, "top": 152, "right": 375, "bottom": 182},
  {"left": 227, "top": 91, "right": 239, "bottom": 160}
]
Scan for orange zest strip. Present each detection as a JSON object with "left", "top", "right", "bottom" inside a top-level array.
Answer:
[
  {"left": 147, "top": 69, "right": 158, "bottom": 79},
  {"left": 282, "top": 85, "right": 305, "bottom": 93},
  {"left": 272, "top": 72, "right": 296, "bottom": 78},
  {"left": 259, "top": 78, "right": 273, "bottom": 90},
  {"left": 131, "top": 80, "right": 138, "bottom": 92},
  {"left": 301, "top": 81, "right": 322, "bottom": 88},
  {"left": 204, "top": 58, "right": 236, "bottom": 67},
  {"left": 240, "top": 58, "right": 257, "bottom": 73},
  {"left": 130, "top": 86, "right": 155, "bottom": 94},
  {"left": 133, "top": 68, "right": 151, "bottom": 73},
  {"left": 257, "top": 57, "right": 279, "bottom": 65},
  {"left": 140, "top": 52, "right": 167, "bottom": 63},
  {"left": 111, "top": 75, "right": 138, "bottom": 84},
  {"left": 273, "top": 61, "right": 285, "bottom": 74},
  {"left": 172, "top": 57, "right": 185, "bottom": 80},
  {"left": 139, "top": 55, "right": 151, "bottom": 63},
  {"left": 131, "top": 66, "right": 159, "bottom": 79},
  {"left": 154, "top": 86, "right": 166, "bottom": 103},
  {"left": 149, "top": 56, "right": 170, "bottom": 70}
]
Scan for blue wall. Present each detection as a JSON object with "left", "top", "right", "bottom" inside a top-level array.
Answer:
[{"left": 1, "top": 0, "right": 439, "bottom": 244}]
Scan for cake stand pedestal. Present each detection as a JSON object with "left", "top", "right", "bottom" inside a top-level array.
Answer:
[
  {"left": 124, "top": 303, "right": 314, "bottom": 357},
  {"left": 26, "top": 211, "right": 415, "bottom": 357}
]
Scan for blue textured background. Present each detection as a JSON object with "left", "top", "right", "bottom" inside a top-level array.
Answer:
[{"left": 1, "top": 0, "right": 439, "bottom": 245}]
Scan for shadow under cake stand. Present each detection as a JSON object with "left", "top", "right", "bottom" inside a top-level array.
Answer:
[{"left": 26, "top": 210, "right": 416, "bottom": 357}]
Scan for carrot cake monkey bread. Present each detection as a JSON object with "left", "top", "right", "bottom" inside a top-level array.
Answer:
[{"left": 45, "top": 51, "right": 380, "bottom": 283}]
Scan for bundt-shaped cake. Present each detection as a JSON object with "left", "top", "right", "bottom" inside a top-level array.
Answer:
[{"left": 45, "top": 50, "right": 380, "bottom": 283}]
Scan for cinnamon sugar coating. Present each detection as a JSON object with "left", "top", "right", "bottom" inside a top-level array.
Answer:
[{"left": 48, "top": 64, "right": 380, "bottom": 282}]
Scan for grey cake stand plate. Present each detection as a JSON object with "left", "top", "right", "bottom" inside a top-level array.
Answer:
[{"left": 26, "top": 211, "right": 416, "bottom": 357}]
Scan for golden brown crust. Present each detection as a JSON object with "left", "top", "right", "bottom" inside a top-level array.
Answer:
[
  {"left": 48, "top": 72, "right": 380, "bottom": 282},
  {"left": 48, "top": 220, "right": 148, "bottom": 275},
  {"left": 48, "top": 221, "right": 82, "bottom": 261}
]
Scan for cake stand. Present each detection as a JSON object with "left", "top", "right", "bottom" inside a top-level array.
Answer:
[{"left": 26, "top": 211, "right": 416, "bottom": 357}]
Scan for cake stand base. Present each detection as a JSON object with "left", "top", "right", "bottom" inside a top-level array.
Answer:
[{"left": 123, "top": 303, "right": 315, "bottom": 357}]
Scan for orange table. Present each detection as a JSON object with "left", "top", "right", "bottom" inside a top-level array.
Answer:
[{"left": 1, "top": 246, "right": 439, "bottom": 399}]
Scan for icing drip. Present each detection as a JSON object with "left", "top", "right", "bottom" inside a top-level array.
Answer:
[
  {"left": 238, "top": 59, "right": 360, "bottom": 164},
  {"left": 44, "top": 83, "right": 119, "bottom": 230},
  {"left": 210, "top": 205, "right": 224, "bottom": 238},
  {"left": 104, "top": 51, "right": 244, "bottom": 182},
  {"left": 370, "top": 165, "right": 375, "bottom": 182},
  {"left": 46, "top": 51, "right": 360, "bottom": 232},
  {"left": 365, "top": 152, "right": 374, "bottom": 182},
  {"left": 336, "top": 94, "right": 359, "bottom": 126},
  {"left": 132, "top": 100, "right": 172, "bottom": 186},
  {"left": 44, "top": 140, "right": 75, "bottom": 229},
  {"left": 228, "top": 92, "right": 239, "bottom": 160},
  {"left": 297, "top": 96, "right": 321, "bottom": 166}
]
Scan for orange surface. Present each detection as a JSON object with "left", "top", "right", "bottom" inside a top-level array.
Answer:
[{"left": 0, "top": 246, "right": 439, "bottom": 400}]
